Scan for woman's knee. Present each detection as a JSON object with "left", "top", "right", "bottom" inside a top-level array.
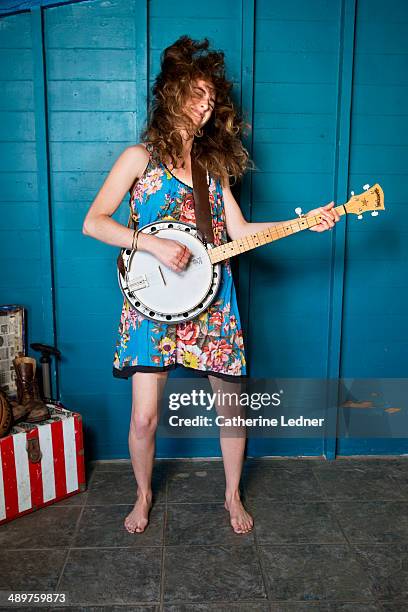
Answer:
[
  {"left": 129, "top": 371, "right": 168, "bottom": 436},
  {"left": 130, "top": 410, "right": 159, "bottom": 437}
]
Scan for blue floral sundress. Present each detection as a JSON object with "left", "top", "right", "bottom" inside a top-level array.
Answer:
[{"left": 112, "top": 144, "right": 247, "bottom": 382}]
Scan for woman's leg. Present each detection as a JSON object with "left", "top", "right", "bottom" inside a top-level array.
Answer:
[
  {"left": 207, "top": 375, "right": 253, "bottom": 534},
  {"left": 124, "top": 370, "right": 168, "bottom": 533}
]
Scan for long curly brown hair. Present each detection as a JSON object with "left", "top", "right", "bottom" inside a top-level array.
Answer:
[{"left": 141, "top": 35, "right": 251, "bottom": 184}]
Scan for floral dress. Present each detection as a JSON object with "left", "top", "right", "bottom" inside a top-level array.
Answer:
[{"left": 112, "top": 144, "right": 247, "bottom": 382}]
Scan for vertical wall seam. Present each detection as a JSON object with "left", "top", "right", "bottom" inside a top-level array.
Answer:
[
  {"left": 135, "top": 0, "right": 148, "bottom": 140},
  {"left": 31, "top": 6, "right": 58, "bottom": 397},
  {"left": 324, "top": 0, "right": 357, "bottom": 459},
  {"left": 239, "top": 0, "right": 256, "bottom": 373}
]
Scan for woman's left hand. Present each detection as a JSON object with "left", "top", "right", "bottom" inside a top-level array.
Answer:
[{"left": 305, "top": 201, "right": 341, "bottom": 232}]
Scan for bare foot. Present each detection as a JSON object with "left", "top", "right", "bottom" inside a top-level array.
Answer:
[
  {"left": 224, "top": 494, "right": 254, "bottom": 534},
  {"left": 124, "top": 492, "right": 152, "bottom": 534}
]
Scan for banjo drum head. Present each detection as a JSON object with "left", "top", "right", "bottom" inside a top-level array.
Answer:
[{"left": 122, "top": 224, "right": 219, "bottom": 321}]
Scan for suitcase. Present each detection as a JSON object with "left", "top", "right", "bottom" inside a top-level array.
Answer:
[{"left": 0, "top": 401, "right": 86, "bottom": 525}]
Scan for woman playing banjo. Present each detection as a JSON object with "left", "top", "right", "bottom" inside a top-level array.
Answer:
[{"left": 83, "top": 36, "right": 340, "bottom": 534}]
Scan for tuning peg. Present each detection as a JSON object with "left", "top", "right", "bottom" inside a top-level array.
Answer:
[
  {"left": 357, "top": 214, "right": 363, "bottom": 220},
  {"left": 371, "top": 211, "right": 379, "bottom": 216},
  {"left": 363, "top": 184, "right": 370, "bottom": 190},
  {"left": 350, "top": 191, "right": 355, "bottom": 196},
  {"left": 294, "top": 207, "right": 305, "bottom": 218}
]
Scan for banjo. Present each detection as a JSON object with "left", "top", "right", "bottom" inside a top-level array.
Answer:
[{"left": 118, "top": 183, "right": 384, "bottom": 324}]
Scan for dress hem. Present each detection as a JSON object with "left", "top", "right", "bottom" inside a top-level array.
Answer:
[{"left": 112, "top": 362, "right": 248, "bottom": 383}]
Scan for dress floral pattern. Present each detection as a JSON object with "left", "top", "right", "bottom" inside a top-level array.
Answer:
[{"left": 113, "top": 144, "right": 247, "bottom": 381}]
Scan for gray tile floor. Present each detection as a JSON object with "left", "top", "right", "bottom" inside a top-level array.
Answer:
[{"left": 1, "top": 457, "right": 408, "bottom": 610}]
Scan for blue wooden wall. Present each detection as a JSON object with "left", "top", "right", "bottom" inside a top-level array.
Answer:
[{"left": 0, "top": 0, "right": 407, "bottom": 459}]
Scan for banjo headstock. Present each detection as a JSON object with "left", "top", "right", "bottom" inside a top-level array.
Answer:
[{"left": 345, "top": 183, "right": 384, "bottom": 219}]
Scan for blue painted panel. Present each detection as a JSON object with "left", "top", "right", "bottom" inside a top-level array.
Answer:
[
  {"left": 255, "top": 52, "right": 338, "bottom": 84},
  {"left": 0, "top": 143, "right": 37, "bottom": 171},
  {"left": 2, "top": 0, "right": 408, "bottom": 459},
  {"left": 0, "top": 49, "right": 34, "bottom": 78},
  {"left": 355, "top": 22, "right": 408, "bottom": 54},
  {"left": 55, "top": 257, "right": 117, "bottom": 288},
  {"left": 0, "top": 230, "right": 41, "bottom": 255},
  {"left": 254, "top": 83, "right": 337, "bottom": 114},
  {"left": 351, "top": 115, "right": 408, "bottom": 145},
  {"left": 0, "top": 13, "right": 31, "bottom": 44},
  {"left": 49, "top": 112, "right": 137, "bottom": 142},
  {"left": 150, "top": 19, "right": 240, "bottom": 51},
  {"left": 338, "top": 0, "right": 408, "bottom": 450},
  {"left": 256, "top": 21, "right": 339, "bottom": 53},
  {"left": 252, "top": 174, "right": 334, "bottom": 203},
  {"left": 248, "top": 0, "right": 343, "bottom": 458},
  {"left": 0, "top": 172, "right": 38, "bottom": 200},
  {"left": 47, "top": 81, "right": 139, "bottom": 111},
  {"left": 252, "top": 142, "right": 335, "bottom": 173},
  {"left": 0, "top": 1, "right": 88, "bottom": 17},
  {"left": 44, "top": 0, "right": 137, "bottom": 48},
  {"left": 0, "top": 112, "right": 35, "bottom": 141},
  {"left": 0, "top": 204, "right": 40, "bottom": 229},
  {"left": 47, "top": 50, "right": 138, "bottom": 80},
  {"left": 149, "top": 0, "right": 237, "bottom": 18},
  {"left": 358, "top": 0, "right": 408, "bottom": 22},
  {"left": 0, "top": 11, "right": 45, "bottom": 350},
  {"left": 57, "top": 285, "right": 122, "bottom": 314},
  {"left": 50, "top": 171, "right": 116, "bottom": 201},
  {"left": 41, "top": 0, "right": 143, "bottom": 432},
  {"left": 255, "top": 0, "right": 338, "bottom": 22},
  {"left": 0, "top": 82, "right": 34, "bottom": 110},
  {"left": 0, "top": 259, "right": 42, "bottom": 288}
]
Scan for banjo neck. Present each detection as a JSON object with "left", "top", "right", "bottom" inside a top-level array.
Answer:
[
  {"left": 208, "top": 182, "right": 385, "bottom": 265},
  {"left": 208, "top": 205, "right": 347, "bottom": 265}
]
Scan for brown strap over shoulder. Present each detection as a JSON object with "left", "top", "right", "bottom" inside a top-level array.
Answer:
[{"left": 191, "top": 158, "right": 214, "bottom": 244}]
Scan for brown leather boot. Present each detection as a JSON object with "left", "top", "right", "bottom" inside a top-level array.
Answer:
[
  {"left": 13, "top": 356, "right": 51, "bottom": 423},
  {"left": 10, "top": 398, "right": 31, "bottom": 424},
  {"left": 0, "top": 388, "right": 13, "bottom": 438}
]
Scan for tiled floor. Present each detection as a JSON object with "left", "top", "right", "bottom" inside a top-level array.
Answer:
[{"left": 1, "top": 457, "right": 408, "bottom": 610}]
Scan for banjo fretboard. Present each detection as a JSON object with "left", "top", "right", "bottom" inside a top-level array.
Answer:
[{"left": 208, "top": 205, "right": 347, "bottom": 264}]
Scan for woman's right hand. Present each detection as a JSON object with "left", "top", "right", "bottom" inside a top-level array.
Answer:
[{"left": 147, "top": 236, "right": 192, "bottom": 272}]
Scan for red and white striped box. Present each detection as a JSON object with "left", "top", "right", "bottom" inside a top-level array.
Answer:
[{"left": 0, "top": 401, "right": 86, "bottom": 525}]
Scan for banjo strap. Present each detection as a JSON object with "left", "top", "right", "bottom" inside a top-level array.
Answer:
[{"left": 191, "top": 157, "right": 214, "bottom": 245}]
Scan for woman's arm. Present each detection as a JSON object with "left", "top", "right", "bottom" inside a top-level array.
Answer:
[
  {"left": 82, "top": 145, "right": 191, "bottom": 271},
  {"left": 222, "top": 181, "right": 339, "bottom": 240},
  {"left": 82, "top": 144, "right": 160, "bottom": 252}
]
